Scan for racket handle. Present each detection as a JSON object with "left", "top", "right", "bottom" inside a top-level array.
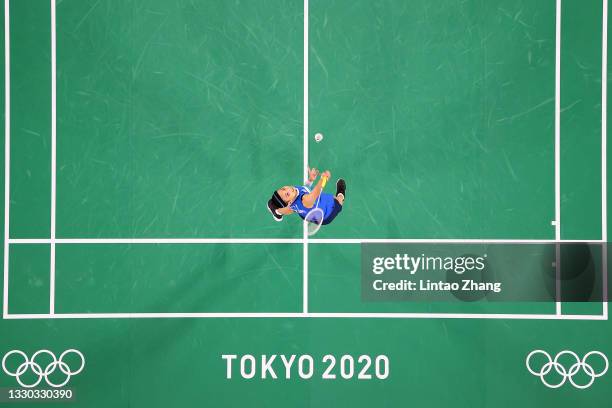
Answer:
[{"left": 321, "top": 176, "right": 328, "bottom": 188}]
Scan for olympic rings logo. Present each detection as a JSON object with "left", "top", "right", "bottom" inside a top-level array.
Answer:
[
  {"left": 526, "top": 350, "right": 608, "bottom": 389},
  {"left": 2, "top": 349, "right": 85, "bottom": 388}
]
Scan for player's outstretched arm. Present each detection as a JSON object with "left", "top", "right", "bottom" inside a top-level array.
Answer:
[
  {"left": 303, "top": 170, "right": 330, "bottom": 208},
  {"left": 277, "top": 207, "right": 294, "bottom": 215}
]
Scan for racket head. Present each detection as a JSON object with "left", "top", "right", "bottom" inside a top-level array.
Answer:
[{"left": 304, "top": 208, "right": 324, "bottom": 236}]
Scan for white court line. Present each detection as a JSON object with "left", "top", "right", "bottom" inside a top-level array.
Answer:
[
  {"left": 2, "top": 0, "right": 10, "bottom": 319},
  {"left": 6, "top": 238, "right": 604, "bottom": 244},
  {"left": 602, "top": 0, "right": 609, "bottom": 319},
  {"left": 50, "top": 0, "right": 57, "bottom": 316},
  {"left": 2, "top": 312, "right": 607, "bottom": 320},
  {"left": 555, "top": 0, "right": 562, "bottom": 316},
  {"left": 302, "top": 0, "right": 309, "bottom": 315},
  {"left": 603, "top": 246, "right": 608, "bottom": 318},
  {"left": 555, "top": 0, "right": 562, "bottom": 242},
  {"left": 9, "top": 238, "right": 305, "bottom": 244}
]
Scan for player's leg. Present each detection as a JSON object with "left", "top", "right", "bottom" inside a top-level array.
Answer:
[
  {"left": 335, "top": 178, "right": 346, "bottom": 205},
  {"left": 322, "top": 179, "right": 347, "bottom": 225}
]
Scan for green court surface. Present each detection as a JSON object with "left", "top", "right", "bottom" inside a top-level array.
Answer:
[{"left": 1, "top": 0, "right": 611, "bottom": 407}]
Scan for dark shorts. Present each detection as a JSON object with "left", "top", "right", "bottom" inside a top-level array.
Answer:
[{"left": 322, "top": 199, "right": 343, "bottom": 225}]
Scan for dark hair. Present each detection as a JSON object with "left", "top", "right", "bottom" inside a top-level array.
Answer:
[{"left": 268, "top": 191, "right": 286, "bottom": 212}]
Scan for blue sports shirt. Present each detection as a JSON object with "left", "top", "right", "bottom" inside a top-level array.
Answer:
[{"left": 289, "top": 185, "right": 336, "bottom": 222}]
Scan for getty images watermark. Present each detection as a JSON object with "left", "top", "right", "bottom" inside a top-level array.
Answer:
[{"left": 362, "top": 243, "right": 607, "bottom": 303}]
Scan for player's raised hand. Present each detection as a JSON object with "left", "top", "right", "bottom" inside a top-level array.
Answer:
[
  {"left": 321, "top": 170, "right": 331, "bottom": 180},
  {"left": 308, "top": 167, "right": 319, "bottom": 183}
]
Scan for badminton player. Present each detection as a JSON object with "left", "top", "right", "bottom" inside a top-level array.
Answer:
[{"left": 267, "top": 168, "right": 346, "bottom": 225}]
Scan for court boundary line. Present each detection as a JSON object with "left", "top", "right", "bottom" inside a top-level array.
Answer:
[
  {"left": 49, "top": 0, "right": 57, "bottom": 316},
  {"left": 1, "top": 0, "right": 608, "bottom": 321},
  {"left": 602, "top": 0, "right": 609, "bottom": 319},
  {"left": 2, "top": 312, "right": 607, "bottom": 320},
  {"left": 2, "top": 0, "right": 9, "bottom": 319},
  {"left": 6, "top": 238, "right": 606, "bottom": 244},
  {"left": 555, "top": 0, "right": 562, "bottom": 316}
]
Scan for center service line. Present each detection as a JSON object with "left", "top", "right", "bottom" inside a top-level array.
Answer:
[{"left": 302, "top": 0, "right": 310, "bottom": 315}]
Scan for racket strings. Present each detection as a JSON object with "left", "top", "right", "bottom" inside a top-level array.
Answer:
[
  {"left": 305, "top": 208, "right": 324, "bottom": 236},
  {"left": 303, "top": 175, "right": 328, "bottom": 236}
]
